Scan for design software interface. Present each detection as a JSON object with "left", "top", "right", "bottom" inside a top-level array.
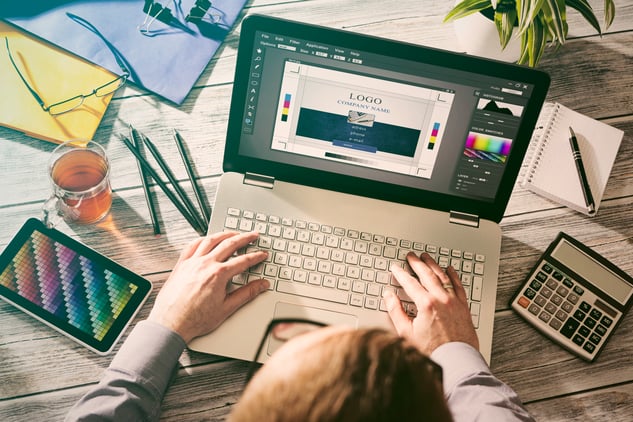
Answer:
[{"left": 238, "top": 30, "right": 536, "bottom": 202}]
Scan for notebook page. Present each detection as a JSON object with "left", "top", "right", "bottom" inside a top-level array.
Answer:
[{"left": 523, "top": 102, "right": 623, "bottom": 215}]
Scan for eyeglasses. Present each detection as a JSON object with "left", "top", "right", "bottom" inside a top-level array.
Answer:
[
  {"left": 244, "top": 318, "right": 327, "bottom": 384},
  {"left": 4, "top": 37, "right": 129, "bottom": 116}
]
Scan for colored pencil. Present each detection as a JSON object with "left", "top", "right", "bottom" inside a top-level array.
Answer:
[
  {"left": 121, "top": 135, "right": 206, "bottom": 235},
  {"left": 139, "top": 133, "right": 208, "bottom": 233},
  {"left": 129, "top": 125, "right": 161, "bottom": 236},
  {"left": 173, "top": 129, "right": 211, "bottom": 226}
]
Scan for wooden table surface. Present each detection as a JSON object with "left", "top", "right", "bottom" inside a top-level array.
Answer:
[{"left": 1, "top": 1, "right": 632, "bottom": 420}]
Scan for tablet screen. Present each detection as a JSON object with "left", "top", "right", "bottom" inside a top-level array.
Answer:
[{"left": 0, "top": 218, "right": 152, "bottom": 354}]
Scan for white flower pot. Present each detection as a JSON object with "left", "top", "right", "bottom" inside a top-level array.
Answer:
[{"left": 452, "top": 7, "right": 522, "bottom": 63}]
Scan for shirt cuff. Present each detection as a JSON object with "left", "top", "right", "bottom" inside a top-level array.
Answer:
[
  {"left": 110, "top": 320, "right": 187, "bottom": 395},
  {"left": 430, "top": 342, "right": 491, "bottom": 395}
]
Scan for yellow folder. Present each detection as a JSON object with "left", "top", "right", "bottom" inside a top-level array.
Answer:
[{"left": 0, "top": 21, "right": 116, "bottom": 144}]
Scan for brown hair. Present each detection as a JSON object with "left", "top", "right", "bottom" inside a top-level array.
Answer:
[{"left": 229, "top": 328, "right": 453, "bottom": 422}]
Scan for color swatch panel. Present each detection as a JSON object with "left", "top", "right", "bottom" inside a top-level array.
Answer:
[
  {"left": 281, "top": 93, "right": 291, "bottom": 122},
  {"left": 0, "top": 231, "right": 136, "bottom": 341},
  {"left": 465, "top": 132, "right": 512, "bottom": 155},
  {"left": 464, "top": 131, "right": 512, "bottom": 163},
  {"left": 428, "top": 122, "right": 440, "bottom": 150}
]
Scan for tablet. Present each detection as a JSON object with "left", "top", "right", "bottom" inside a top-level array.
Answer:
[{"left": 0, "top": 218, "right": 152, "bottom": 355}]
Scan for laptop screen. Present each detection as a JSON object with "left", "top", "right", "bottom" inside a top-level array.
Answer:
[{"left": 225, "top": 15, "right": 550, "bottom": 222}]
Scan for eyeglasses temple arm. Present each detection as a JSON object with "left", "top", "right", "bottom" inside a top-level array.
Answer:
[{"left": 4, "top": 37, "right": 49, "bottom": 111}]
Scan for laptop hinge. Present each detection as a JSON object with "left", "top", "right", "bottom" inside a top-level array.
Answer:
[
  {"left": 449, "top": 211, "right": 480, "bottom": 228},
  {"left": 243, "top": 172, "right": 275, "bottom": 189}
]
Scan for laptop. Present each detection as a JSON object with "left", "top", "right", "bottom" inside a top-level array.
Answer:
[{"left": 188, "top": 14, "right": 550, "bottom": 363}]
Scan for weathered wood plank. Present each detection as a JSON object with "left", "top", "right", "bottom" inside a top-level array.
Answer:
[{"left": 1, "top": 0, "right": 633, "bottom": 420}]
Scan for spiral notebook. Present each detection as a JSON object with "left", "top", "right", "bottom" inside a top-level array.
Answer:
[{"left": 520, "top": 102, "right": 624, "bottom": 215}]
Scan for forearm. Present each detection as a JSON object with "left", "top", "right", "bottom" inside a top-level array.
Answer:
[
  {"left": 66, "top": 320, "right": 186, "bottom": 422},
  {"left": 431, "top": 342, "right": 534, "bottom": 422}
]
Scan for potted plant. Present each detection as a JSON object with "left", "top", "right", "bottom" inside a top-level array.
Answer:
[{"left": 444, "top": 0, "right": 616, "bottom": 66}]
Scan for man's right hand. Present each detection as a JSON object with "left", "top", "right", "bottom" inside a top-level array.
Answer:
[{"left": 384, "top": 252, "right": 479, "bottom": 356}]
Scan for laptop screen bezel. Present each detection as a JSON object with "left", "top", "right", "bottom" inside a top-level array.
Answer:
[{"left": 223, "top": 14, "right": 550, "bottom": 223}]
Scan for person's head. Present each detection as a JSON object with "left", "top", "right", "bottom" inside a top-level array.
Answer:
[{"left": 229, "top": 326, "right": 452, "bottom": 422}]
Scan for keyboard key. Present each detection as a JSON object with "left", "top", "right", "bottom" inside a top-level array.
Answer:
[
  {"left": 350, "top": 294, "right": 364, "bottom": 307},
  {"left": 471, "top": 276, "right": 483, "bottom": 301},
  {"left": 365, "top": 297, "right": 379, "bottom": 310}
]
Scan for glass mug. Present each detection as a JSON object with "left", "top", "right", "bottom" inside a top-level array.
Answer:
[{"left": 42, "top": 140, "right": 112, "bottom": 227}]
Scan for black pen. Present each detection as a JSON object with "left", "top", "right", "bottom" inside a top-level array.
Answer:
[
  {"left": 173, "top": 129, "right": 211, "bottom": 227},
  {"left": 121, "top": 136, "right": 206, "bottom": 235},
  {"left": 130, "top": 125, "right": 161, "bottom": 236},
  {"left": 569, "top": 127, "right": 596, "bottom": 215}
]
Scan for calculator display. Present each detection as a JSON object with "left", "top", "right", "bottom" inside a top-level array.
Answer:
[{"left": 552, "top": 240, "right": 633, "bottom": 304}]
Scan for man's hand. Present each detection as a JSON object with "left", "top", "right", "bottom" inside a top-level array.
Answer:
[
  {"left": 148, "top": 231, "right": 269, "bottom": 343},
  {"left": 384, "top": 252, "right": 479, "bottom": 355}
]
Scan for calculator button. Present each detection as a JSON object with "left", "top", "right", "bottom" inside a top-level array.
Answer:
[
  {"left": 590, "top": 309, "right": 603, "bottom": 320},
  {"left": 553, "top": 271, "right": 564, "bottom": 281},
  {"left": 539, "top": 312, "right": 552, "bottom": 323},
  {"left": 585, "top": 317, "right": 596, "bottom": 329},
  {"left": 546, "top": 279, "right": 558, "bottom": 290},
  {"left": 535, "top": 271, "right": 547, "bottom": 282},
  {"left": 551, "top": 294, "right": 564, "bottom": 306},
  {"left": 561, "top": 318, "right": 581, "bottom": 338},
  {"left": 541, "top": 287, "right": 553, "bottom": 298},
  {"left": 595, "top": 324, "right": 607, "bottom": 336},
  {"left": 542, "top": 263, "right": 553, "bottom": 273},
  {"left": 573, "top": 285, "right": 584, "bottom": 295},
  {"left": 567, "top": 293, "right": 579, "bottom": 305},
  {"left": 579, "top": 326, "right": 590, "bottom": 337},
  {"left": 549, "top": 319, "right": 562, "bottom": 330},
  {"left": 534, "top": 295, "right": 547, "bottom": 307},
  {"left": 524, "top": 288, "right": 537, "bottom": 299},
  {"left": 573, "top": 309, "right": 586, "bottom": 321},
  {"left": 579, "top": 301, "right": 591, "bottom": 312},
  {"left": 528, "top": 304, "right": 540, "bottom": 315},
  {"left": 556, "top": 285, "right": 569, "bottom": 297},
  {"left": 583, "top": 342, "right": 596, "bottom": 354},
  {"left": 572, "top": 334, "right": 585, "bottom": 346},
  {"left": 545, "top": 302, "right": 557, "bottom": 314},
  {"left": 601, "top": 316, "right": 613, "bottom": 327},
  {"left": 589, "top": 333, "right": 602, "bottom": 345},
  {"left": 555, "top": 310, "right": 568, "bottom": 322},
  {"left": 517, "top": 296, "right": 530, "bottom": 308},
  {"left": 563, "top": 278, "right": 573, "bottom": 288},
  {"left": 561, "top": 301, "right": 574, "bottom": 313},
  {"left": 530, "top": 280, "right": 543, "bottom": 291}
]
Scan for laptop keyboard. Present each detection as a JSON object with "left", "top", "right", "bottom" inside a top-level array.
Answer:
[{"left": 225, "top": 207, "right": 485, "bottom": 328}]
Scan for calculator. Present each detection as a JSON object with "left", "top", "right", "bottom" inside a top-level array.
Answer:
[{"left": 511, "top": 232, "right": 633, "bottom": 362}]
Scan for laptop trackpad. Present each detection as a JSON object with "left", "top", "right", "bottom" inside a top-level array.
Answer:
[{"left": 266, "top": 302, "right": 358, "bottom": 356}]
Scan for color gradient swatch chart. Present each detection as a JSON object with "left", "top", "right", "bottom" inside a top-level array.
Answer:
[
  {"left": 464, "top": 131, "right": 512, "bottom": 163},
  {"left": 0, "top": 231, "right": 137, "bottom": 341}
]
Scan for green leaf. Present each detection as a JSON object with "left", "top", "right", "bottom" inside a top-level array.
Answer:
[
  {"left": 527, "top": 15, "right": 547, "bottom": 66},
  {"left": 566, "top": 0, "right": 601, "bottom": 34},
  {"left": 541, "top": 0, "right": 566, "bottom": 44},
  {"left": 604, "top": 0, "right": 615, "bottom": 28},
  {"left": 517, "top": 31, "right": 530, "bottom": 65},
  {"left": 517, "top": 0, "right": 546, "bottom": 34},
  {"left": 495, "top": 9, "right": 517, "bottom": 48},
  {"left": 444, "top": 0, "right": 493, "bottom": 22}
]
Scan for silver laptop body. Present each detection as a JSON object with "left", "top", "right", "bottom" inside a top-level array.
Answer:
[{"left": 188, "top": 14, "right": 550, "bottom": 364}]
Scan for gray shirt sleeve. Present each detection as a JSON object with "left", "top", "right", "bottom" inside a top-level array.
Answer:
[
  {"left": 431, "top": 342, "right": 534, "bottom": 422},
  {"left": 65, "top": 320, "right": 186, "bottom": 422}
]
